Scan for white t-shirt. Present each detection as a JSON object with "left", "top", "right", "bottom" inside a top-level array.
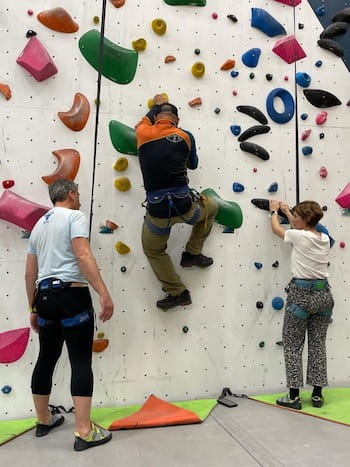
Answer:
[
  {"left": 284, "top": 229, "right": 330, "bottom": 279},
  {"left": 28, "top": 207, "right": 89, "bottom": 284}
]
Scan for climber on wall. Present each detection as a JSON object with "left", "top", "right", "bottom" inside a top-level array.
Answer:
[
  {"left": 135, "top": 94, "right": 218, "bottom": 310},
  {"left": 269, "top": 199, "right": 334, "bottom": 410}
]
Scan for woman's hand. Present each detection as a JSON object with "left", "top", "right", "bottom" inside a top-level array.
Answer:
[
  {"left": 279, "top": 201, "right": 291, "bottom": 214},
  {"left": 269, "top": 199, "right": 279, "bottom": 211}
]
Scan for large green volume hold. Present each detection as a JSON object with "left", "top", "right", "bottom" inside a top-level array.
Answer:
[
  {"left": 201, "top": 188, "right": 243, "bottom": 229},
  {"left": 109, "top": 121, "right": 137, "bottom": 155}
]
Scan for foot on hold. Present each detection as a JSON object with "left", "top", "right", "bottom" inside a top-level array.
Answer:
[
  {"left": 35, "top": 413, "right": 65, "bottom": 437},
  {"left": 276, "top": 394, "right": 302, "bottom": 410},
  {"left": 180, "top": 251, "right": 213, "bottom": 268},
  {"left": 312, "top": 395, "right": 324, "bottom": 408},
  {"left": 74, "top": 423, "right": 112, "bottom": 452},
  {"left": 156, "top": 289, "right": 192, "bottom": 310}
]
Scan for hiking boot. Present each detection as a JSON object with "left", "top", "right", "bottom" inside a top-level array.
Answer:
[
  {"left": 156, "top": 289, "right": 192, "bottom": 310},
  {"left": 312, "top": 395, "right": 324, "bottom": 408},
  {"left": 74, "top": 423, "right": 112, "bottom": 452},
  {"left": 276, "top": 394, "right": 302, "bottom": 410},
  {"left": 35, "top": 413, "right": 65, "bottom": 437},
  {"left": 180, "top": 252, "right": 213, "bottom": 268}
]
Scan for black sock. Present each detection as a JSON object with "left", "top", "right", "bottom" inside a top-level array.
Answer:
[
  {"left": 312, "top": 386, "right": 322, "bottom": 397},
  {"left": 289, "top": 388, "right": 300, "bottom": 399}
]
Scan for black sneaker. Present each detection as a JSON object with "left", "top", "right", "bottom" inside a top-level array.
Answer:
[
  {"left": 156, "top": 289, "right": 192, "bottom": 310},
  {"left": 180, "top": 252, "right": 213, "bottom": 268},
  {"left": 276, "top": 394, "right": 302, "bottom": 410},
  {"left": 74, "top": 423, "right": 112, "bottom": 451},
  {"left": 312, "top": 395, "right": 324, "bottom": 408},
  {"left": 35, "top": 414, "right": 65, "bottom": 437}
]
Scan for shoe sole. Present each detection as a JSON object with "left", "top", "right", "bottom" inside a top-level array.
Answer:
[
  {"left": 36, "top": 416, "right": 65, "bottom": 437},
  {"left": 276, "top": 401, "right": 302, "bottom": 410},
  {"left": 157, "top": 299, "right": 192, "bottom": 310},
  {"left": 180, "top": 263, "right": 213, "bottom": 268},
  {"left": 312, "top": 399, "right": 324, "bottom": 408},
  {"left": 74, "top": 433, "right": 112, "bottom": 451}
]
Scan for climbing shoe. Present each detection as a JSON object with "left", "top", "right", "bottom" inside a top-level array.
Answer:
[
  {"left": 180, "top": 251, "right": 213, "bottom": 268},
  {"left": 74, "top": 423, "right": 112, "bottom": 451},
  {"left": 35, "top": 413, "right": 65, "bottom": 437},
  {"left": 156, "top": 289, "right": 192, "bottom": 310},
  {"left": 276, "top": 394, "right": 302, "bottom": 410},
  {"left": 312, "top": 395, "right": 324, "bottom": 408}
]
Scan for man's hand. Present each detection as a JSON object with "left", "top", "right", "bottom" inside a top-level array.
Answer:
[
  {"left": 269, "top": 199, "right": 280, "bottom": 212},
  {"left": 153, "top": 94, "right": 168, "bottom": 105},
  {"left": 98, "top": 292, "right": 114, "bottom": 322},
  {"left": 30, "top": 313, "right": 39, "bottom": 333}
]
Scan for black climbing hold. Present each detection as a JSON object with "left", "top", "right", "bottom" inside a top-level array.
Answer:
[
  {"left": 303, "top": 89, "right": 342, "bottom": 108},
  {"left": 26, "top": 30, "right": 37, "bottom": 38},
  {"left": 194, "top": 48, "right": 200, "bottom": 55},
  {"left": 332, "top": 7, "right": 350, "bottom": 23},
  {"left": 251, "top": 198, "right": 288, "bottom": 219},
  {"left": 256, "top": 301, "right": 264, "bottom": 309},
  {"left": 275, "top": 341, "right": 283, "bottom": 346},
  {"left": 317, "top": 39, "right": 344, "bottom": 57},
  {"left": 237, "top": 125, "right": 270, "bottom": 142},
  {"left": 272, "top": 260, "right": 279, "bottom": 268},
  {"left": 258, "top": 341, "right": 265, "bottom": 348},
  {"left": 182, "top": 326, "right": 189, "bottom": 333},
  {"left": 236, "top": 105, "right": 268, "bottom": 125},
  {"left": 227, "top": 14, "right": 238, "bottom": 23},
  {"left": 214, "top": 107, "right": 221, "bottom": 114},
  {"left": 265, "top": 73, "right": 273, "bottom": 81},
  {"left": 319, "top": 132, "right": 325, "bottom": 139},
  {"left": 240, "top": 141, "right": 269, "bottom": 161},
  {"left": 320, "top": 22, "right": 347, "bottom": 39},
  {"left": 249, "top": 72, "right": 255, "bottom": 79},
  {"left": 322, "top": 206, "right": 328, "bottom": 211},
  {"left": 120, "top": 266, "right": 127, "bottom": 273},
  {"left": 298, "top": 23, "right": 304, "bottom": 29}
]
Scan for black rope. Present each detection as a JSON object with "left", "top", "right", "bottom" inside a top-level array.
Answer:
[
  {"left": 293, "top": 9, "right": 300, "bottom": 205},
  {"left": 88, "top": 0, "right": 108, "bottom": 239}
]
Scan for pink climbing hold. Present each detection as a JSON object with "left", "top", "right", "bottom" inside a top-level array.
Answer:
[
  {"left": 272, "top": 0, "right": 301, "bottom": 6},
  {"left": 319, "top": 166, "right": 328, "bottom": 178},
  {"left": 301, "top": 129, "right": 311, "bottom": 141},
  {"left": 335, "top": 183, "right": 350, "bottom": 209},
  {"left": 0, "top": 328, "right": 30, "bottom": 364},
  {"left": 272, "top": 35, "right": 306, "bottom": 64},
  {"left": 16, "top": 36, "right": 58, "bottom": 82},
  {"left": 316, "top": 111, "right": 328, "bottom": 125},
  {"left": 0, "top": 189, "right": 50, "bottom": 231},
  {"left": 339, "top": 241, "right": 346, "bottom": 248}
]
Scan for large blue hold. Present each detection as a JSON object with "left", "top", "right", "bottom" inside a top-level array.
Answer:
[
  {"left": 242, "top": 48, "right": 261, "bottom": 68},
  {"left": 272, "top": 297, "right": 284, "bottom": 310},
  {"left": 251, "top": 8, "right": 287, "bottom": 37},
  {"left": 295, "top": 72, "right": 311, "bottom": 88},
  {"left": 266, "top": 88, "right": 295, "bottom": 124}
]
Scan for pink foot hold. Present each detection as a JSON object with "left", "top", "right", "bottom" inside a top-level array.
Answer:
[
  {"left": 301, "top": 129, "right": 311, "bottom": 141},
  {"left": 319, "top": 166, "right": 328, "bottom": 178},
  {"left": 16, "top": 36, "right": 58, "bottom": 82},
  {"left": 335, "top": 183, "right": 350, "bottom": 209},
  {"left": 0, "top": 328, "right": 30, "bottom": 364},
  {"left": 316, "top": 111, "right": 328, "bottom": 125},
  {"left": 272, "top": 0, "right": 301, "bottom": 6},
  {"left": 0, "top": 189, "right": 50, "bottom": 231},
  {"left": 272, "top": 35, "right": 306, "bottom": 64}
]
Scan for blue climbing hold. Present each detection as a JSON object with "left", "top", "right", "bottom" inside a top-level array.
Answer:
[
  {"left": 266, "top": 88, "right": 295, "bottom": 124},
  {"left": 251, "top": 8, "right": 287, "bottom": 37},
  {"left": 230, "top": 125, "right": 241, "bottom": 136},
  {"left": 254, "top": 262, "right": 263, "bottom": 269},
  {"left": 231, "top": 70, "right": 239, "bottom": 77},
  {"left": 268, "top": 182, "right": 278, "bottom": 193},
  {"left": 315, "top": 60, "right": 322, "bottom": 68},
  {"left": 232, "top": 182, "right": 245, "bottom": 193},
  {"left": 1, "top": 385, "right": 12, "bottom": 394},
  {"left": 300, "top": 113, "right": 308, "bottom": 120},
  {"left": 272, "top": 297, "right": 284, "bottom": 310},
  {"left": 302, "top": 146, "right": 313, "bottom": 156},
  {"left": 295, "top": 72, "right": 311, "bottom": 88},
  {"left": 241, "top": 48, "right": 261, "bottom": 68},
  {"left": 222, "top": 226, "right": 235, "bottom": 233},
  {"left": 316, "top": 5, "right": 326, "bottom": 17}
]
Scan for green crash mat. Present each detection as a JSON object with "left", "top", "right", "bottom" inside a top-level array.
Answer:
[
  {"left": 0, "top": 417, "right": 36, "bottom": 446},
  {"left": 250, "top": 387, "right": 350, "bottom": 426}
]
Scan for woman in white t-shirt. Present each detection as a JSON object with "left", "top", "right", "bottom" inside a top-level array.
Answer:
[{"left": 269, "top": 200, "right": 334, "bottom": 410}]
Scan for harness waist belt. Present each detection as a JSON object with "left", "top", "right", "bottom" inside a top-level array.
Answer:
[
  {"left": 291, "top": 278, "right": 328, "bottom": 290},
  {"left": 38, "top": 278, "right": 87, "bottom": 292}
]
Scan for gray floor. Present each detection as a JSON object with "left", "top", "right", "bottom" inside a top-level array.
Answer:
[{"left": 2, "top": 397, "right": 350, "bottom": 466}]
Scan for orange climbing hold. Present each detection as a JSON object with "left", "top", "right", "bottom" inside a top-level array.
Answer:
[
  {"left": 92, "top": 338, "right": 109, "bottom": 353},
  {"left": 220, "top": 59, "right": 235, "bottom": 70},
  {"left": 110, "top": 0, "right": 126, "bottom": 7},
  {"left": 188, "top": 97, "right": 202, "bottom": 107},
  {"left": 0, "top": 83, "right": 11, "bottom": 100},
  {"left": 58, "top": 93, "right": 90, "bottom": 131},
  {"left": 42, "top": 149, "right": 80, "bottom": 184},
  {"left": 37, "top": 7, "right": 79, "bottom": 33},
  {"left": 165, "top": 55, "right": 176, "bottom": 63}
]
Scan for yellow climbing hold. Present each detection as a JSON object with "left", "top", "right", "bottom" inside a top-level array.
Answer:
[
  {"left": 191, "top": 62, "right": 205, "bottom": 78},
  {"left": 115, "top": 241, "right": 131, "bottom": 254},
  {"left": 97, "top": 332, "right": 105, "bottom": 339},
  {"left": 132, "top": 38, "right": 147, "bottom": 52},
  {"left": 113, "top": 157, "right": 129, "bottom": 172},
  {"left": 114, "top": 176, "right": 131, "bottom": 191},
  {"left": 148, "top": 93, "right": 169, "bottom": 108},
  {"left": 152, "top": 18, "right": 167, "bottom": 35}
]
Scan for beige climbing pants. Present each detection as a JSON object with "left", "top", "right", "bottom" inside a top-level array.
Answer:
[{"left": 141, "top": 196, "right": 218, "bottom": 296}]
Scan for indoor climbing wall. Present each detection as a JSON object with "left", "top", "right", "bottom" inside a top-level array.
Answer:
[{"left": 0, "top": 0, "right": 349, "bottom": 419}]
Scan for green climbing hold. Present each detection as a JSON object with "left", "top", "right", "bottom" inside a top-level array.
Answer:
[
  {"left": 79, "top": 29, "right": 138, "bottom": 84},
  {"left": 109, "top": 121, "right": 137, "bottom": 155},
  {"left": 201, "top": 188, "right": 243, "bottom": 229},
  {"left": 164, "top": 0, "right": 206, "bottom": 5}
]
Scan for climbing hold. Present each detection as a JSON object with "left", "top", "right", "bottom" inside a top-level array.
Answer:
[
  {"left": 251, "top": 8, "right": 287, "bottom": 37},
  {"left": 300, "top": 113, "right": 308, "bottom": 120},
  {"left": 222, "top": 227, "right": 235, "bottom": 233},
  {"left": 230, "top": 70, "right": 239, "bottom": 77},
  {"left": 191, "top": 62, "right": 205, "bottom": 78},
  {"left": 240, "top": 142, "right": 270, "bottom": 161},
  {"left": 238, "top": 125, "right": 270, "bottom": 142},
  {"left": 272, "top": 297, "right": 284, "bottom": 310},
  {"left": 0, "top": 191, "right": 49, "bottom": 232},
  {"left": 266, "top": 88, "right": 295, "bottom": 124},
  {"left": 28, "top": 9, "right": 34, "bottom": 16},
  {"left": 132, "top": 38, "right": 147, "bottom": 52},
  {"left": 17, "top": 36, "right": 58, "bottom": 82},
  {"left": 339, "top": 241, "right": 346, "bottom": 248},
  {"left": 316, "top": 111, "right": 327, "bottom": 125},
  {"left": 302, "top": 146, "right": 313, "bottom": 156},
  {"left": 93, "top": 16, "right": 100, "bottom": 24},
  {"left": 2, "top": 180, "right": 15, "bottom": 189},
  {"left": 251, "top": 199, "right": 288, "bottom": 220},
  {"left": 315, "top": 60, "right": 323, "bottom": 67},
  {"left": 253, "top": 168, "right": 258, "bottom": 173},
  {"left": 303, "top": 89, "right": 342, "bottom": 108},
  {"left": 79, "top": 30, "right": 138, "bottom": 84},
  {"left": 254, "top": 262, "right": 263, "bottom": 270},
  {"left": 21, "top": 231, "right": 31, "bottom": 239},
  {"left": 114, "top": 177, "right": 131, "bottom": 192},
  {"left": 319, "top": 166, "right": 328, "bottom": 178},
  {"left": 236, "top": 105, "right": 268, "bottom": 125},
  {"left": 110, "top": 0, "right": 126, "bottom": 7},
  {"left": 298, "top": 23, "right": 304, "bottom": 29},
  {"left": 272, "top": 260, "right": 279, "bottom": 268},
  {"left": 335, "top": 183, "right": 350, "bottom": 208},
  {"left": 241, "top": 48, "right": 261, "bottom": 68},
  {"left": 92, "top": 338, "right": 109, "bottom": 353},
  {"left": 256, "top": 301, "right": 264, "bottom": 309},
  {"left": 115, "top": 241, "right": 131, "bottom": 254},
  {"left": 268, "top": 182, "right": 278, "bottom": 193},
  {"left": 295, "top": 72, "right": 311, "bottom": 88},
  {"left": 58, "top": 93, "right": 90, "bottom": 131},
  {"left": 272, "top": 35, "right": 306, "bottom": 64},
  {"left": 230, "top": 125, "right": 241, "bottom": 136},
  {"left": 319, "top": 133, "right": 325, "bottom": 139},
  {"left": 194, "top": 48, "right": 200, "bottom": 55},
  {"left": 0, "top": 328, "right": 30, "bottom": 363},
  {"left": 164, "top": 0, "right": 206, "bottom": 5},
  {"left": 211, "top": 12, "right": 218, "bottom": 20},
  {"left": 320, "top": 22, "right": 348, "bottom": 39},
  {"left": 1, "top": 385, "right": 12, "bottom": 394},
  {"left": 26, "top": 30, "right": 37, "bottom": 38},
  {"left": 37, "top": 7, "right": 79, "bottom": 33},
  {"left": 109, "top": 120, "right": 137, "bottom": 155},
  {"left": 188, "top": 97, "right": 202, "bottom": 107},
  {"left": 332, "top": 7, "right": 350, "bottom": 22},
  {"left": 0, "top": 83, "right": 11, "bottom": 100},
  {"left": 106, "top": 220, "right": 118, "bottom": 231},
  {"left": 316, "top": 5, "right": 326, "bottom": 17},
  {"left": 201, "top": 188, "right": 243, "bottom": 229},
  {"left": 301, "top": 129, "right": 311, "bottom": 141},
  {"left": 220, "top": 59, "right": 235, "bottom": 70},
  {"left": 249, "top": 73, "right": 255, "bottom": 80},
  {"left": 232, "top": 90, "right": 238, "bottom": 96},
  {"left": 227, "top": 14, "right": 238, "bottom": 23},
  {"left": 275, "top": 341, "right": 283, "bottom": 346},
  {"left": 265, "top": 73, "right": 273, "bottom": 81},
  {"left": 99, "top": 225, "right": 114, "bottom": 234},
  {"left": 317, "top": 39, "right": 344, "bottom": 57},
  {"left": 258, "top": 341, "right": 265, "bottom": 348},
  {"left": 165, "top": 55, "right": 176, "bottom": 63},
  {"left": 214, "top": 107, "right": 221, "bottom": 114},
  {"left": 97, "top": 332, "right": 105, "bottom": 339},
  {"left": 120, "top": 266, "right": 127, "bottom": 273},
  {"left": 232, "top": 182, "right": 244, "bottom": 193},
  {"left": 182, "top": 326, "right": 189, "bottom": 333},
  {"left": 42, "top": 149, "right": 80, "bottom": 184},
  {"left": 273, "top": 0, "right": 301, "bottom": 5},
  {"left": 152, "top": 18, "right": 167, "bottom": 35},
  {"left": 114, "top": 157, "right": 129, "bottom": 172}
]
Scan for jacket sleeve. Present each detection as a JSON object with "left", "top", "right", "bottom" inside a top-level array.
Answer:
[
  {"left": 183, "top": 130, "right": 199, "bottom": 169},
  {"left": 135, "top": 105, "right": 161, "bottom": 128}
]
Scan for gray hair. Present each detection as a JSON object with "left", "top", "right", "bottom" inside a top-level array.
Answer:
[{"left": 48, "top": 179, "right": 78, "bottom": 204}]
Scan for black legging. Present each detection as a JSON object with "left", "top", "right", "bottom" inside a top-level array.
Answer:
[{"left": 31, "top": 287, "right": 94, "bottom": 397}]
